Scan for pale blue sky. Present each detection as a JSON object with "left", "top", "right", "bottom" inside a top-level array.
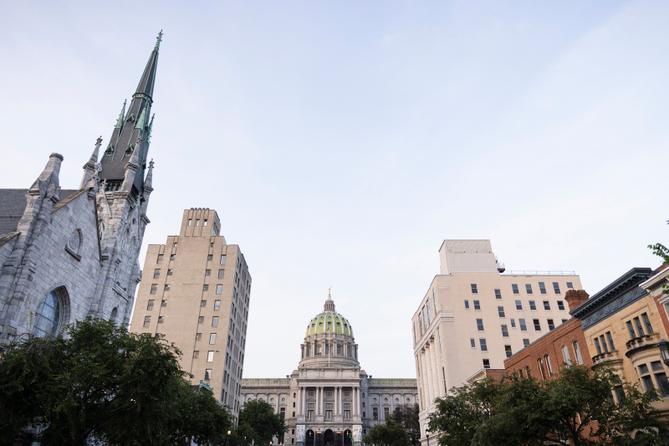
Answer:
[{"left": 1, "top": 1, "right": 667, "bottom": 378}]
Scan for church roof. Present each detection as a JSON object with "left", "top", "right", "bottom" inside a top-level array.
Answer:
[{"left": 0, "top": 188, "right": 78, "bottom": 237}]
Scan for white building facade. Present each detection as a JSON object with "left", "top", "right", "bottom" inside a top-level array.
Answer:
[
  {"left": 242, "top": 295, "right": 418, "bottom": 446},
  {"left": 412, "top": 240, "right": 581, "bottom": 443}
]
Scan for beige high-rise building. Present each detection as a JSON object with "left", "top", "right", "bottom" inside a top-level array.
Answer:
[
  {"left": 130, "top": 208, "right": 251, "bottom": 421},
  {"left": 412, "top": 240, "right": 581, "bottom": 443}
]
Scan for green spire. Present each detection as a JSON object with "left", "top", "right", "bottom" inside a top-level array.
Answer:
[
  {"left": 155, "top": 29, "right": 163, "bottom": 50},
  {"left": 115, "top": 100, "right": 126, "bottom": 128}
]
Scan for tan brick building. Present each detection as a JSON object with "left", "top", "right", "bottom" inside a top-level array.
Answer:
[{"left": 130, "top": 208, "right": 251, "bottom": 421}]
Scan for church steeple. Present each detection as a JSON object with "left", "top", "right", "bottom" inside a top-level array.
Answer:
[{"left": 99, "top": 31, "right": 162, "bottom": 197}]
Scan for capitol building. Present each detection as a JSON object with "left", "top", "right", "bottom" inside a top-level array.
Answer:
[{"left": 241, "top": 294, "right": 417, "bottom": 446}]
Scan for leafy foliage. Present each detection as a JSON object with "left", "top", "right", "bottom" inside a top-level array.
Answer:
[
  {"left": 364, "top": 403, "right": 421, "bottom": 446},
  {"left": 236, "top": 399, "right": 286, "bottom": 446},
  {"left": 428, "top": 366, "right": 669, "bottom": 446},
  {"left": 0, "top": 318, "right": 231, "bottom": 445}
]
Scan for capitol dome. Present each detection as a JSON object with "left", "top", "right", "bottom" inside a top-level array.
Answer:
[
  {"left": 305, "top": 297, "right": 353, "bottom": 337},
  {"left": 299, "top": 291, "right": 359, "bottom": 369}
]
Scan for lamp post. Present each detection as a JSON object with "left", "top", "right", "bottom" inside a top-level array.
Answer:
[
  {"left": 426, "top": 433, "right": 430, "bottom": 446},
  {"left": 659, "top": 340, "right": 669, "bottom": 366},
  {"left": 225, "top": 430, "right": 231, "bottom": 446}
]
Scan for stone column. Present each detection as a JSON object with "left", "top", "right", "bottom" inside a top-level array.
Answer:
[
  {"left": 317, "top": 387, "right": 321, "bottom": 415},
  {"left": 302, "top": 386, "right": 307, "bottom": 417},
  {"left": 334, "top": 387, "right": 338, "bottom": 415}
]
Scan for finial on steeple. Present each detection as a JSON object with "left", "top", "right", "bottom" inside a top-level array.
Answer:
[
  {"left": 144, "top": 159, "right": 155, "bottom": 193},
  {"left": 155, "top": 29, "right": 163, "bottom": 50}
]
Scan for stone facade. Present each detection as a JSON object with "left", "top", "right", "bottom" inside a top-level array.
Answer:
[
  {"left": 130, "top": 208, "right": 251, "bottom": 422},
  {"left": 412, "top": 240, "right": 582, "bottom": 443},
  {"left": 241, "top": 295, "right": 418, "bottom": 446},
  {"left": 0, "top": 35, "right": 162, "bottom": 344}
]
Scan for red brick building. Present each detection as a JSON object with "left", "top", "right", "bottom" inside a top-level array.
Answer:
[{"left": 504, "top": 290, "right": 592, "bottom": 380}]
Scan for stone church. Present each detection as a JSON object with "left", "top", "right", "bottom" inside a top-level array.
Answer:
[{"left": 0, "top": 34, "right": 162, "bottom": 345}]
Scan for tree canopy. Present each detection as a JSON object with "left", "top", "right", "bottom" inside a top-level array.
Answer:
[
  {"left": 428, "top": 366, "right": 668, "bottom": 446},
  {"left": 235, "top": 399, "right": 286, "bottom": 446},
  {"left": 0, "top": 318, "right": 231, "bottom": 445},
  {"left": 364, "top": 403, "right": 421, "bottom": 446}
]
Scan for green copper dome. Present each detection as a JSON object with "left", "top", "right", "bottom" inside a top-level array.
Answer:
[{"left": 305, "top": 294, "right": 353, "bottom": 337}]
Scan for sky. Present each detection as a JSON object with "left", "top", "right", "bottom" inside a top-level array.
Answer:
[{"left": 0, "top": 0, "right": 667, "bottom": 379}]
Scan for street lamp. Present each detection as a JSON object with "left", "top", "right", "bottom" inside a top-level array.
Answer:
[
  {"left": 224, "top": 430, "right": 231, "bottom": 446},
  {"left": 659, "top": 340, "right": 669, "bottom": 366},
  {"left": 426, "top": 433, "right": 430, "bottom": 446}
]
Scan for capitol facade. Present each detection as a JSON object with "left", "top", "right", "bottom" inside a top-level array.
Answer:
[{"left": 241, "top": 294, "right": 417, "bottom": 446}]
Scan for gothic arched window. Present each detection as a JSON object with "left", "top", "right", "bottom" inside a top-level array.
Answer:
[
  {"left": 110, "top": 307, "right": 119, "bottom": 322},
  {"left": 33, "top": 287, "right": 69, "bottom": 337}
]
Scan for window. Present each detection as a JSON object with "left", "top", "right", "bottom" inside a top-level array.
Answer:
[
  {"left": 642, "top": 313, "right": 654, "bottom": 335},
  {"left": 205, "top": 269, "right": 211, "bottom": 277},
  {"left": 523, "top": 338, "right": 530, "bottom": 347},
  {"left": 544, "top": 354, "right": 554, "bottom": 376},
  {"left": 494, "top": 289, "right": 502, "bottom": 299},
  {"left": 510, "top": 318, "right": 516, "bottom": 328},
  {"left": 169, "top": 254, "right": 175, "bottom": 260},
  {"left": 146, "top": 299, "right": 155, "bottom": 310},
  {"left": 501, "top": 324, "right": 509, "bottom": 337},
  {"left": 218, "top": 269, "right": 225, "bottom": 279},
  {"left": 633, "top": 316, "right": 645, "bottom": 337},
  {"left": 606, "top": 331, "right": 616, "bottom": 351},
  {"left": 212, "top": 316, "right": 219, "bottom": 328},
  {"left": 519, "top": 318, "right": 527, "bottom": 331},
  {"left": 471, "top": 284, "right": 478, "bottom": 294},
  {"left": 373, "top": 407, "right": 378, "bottom": 420},
  {"left": 557, "top": 300, "right": 565, "bottom": 310},
  {"left": 220, "top": 255, "right": 227, "bottom": 265},
  {"left": 573, "top": 341, "right": 584, "bottom": 365},
  {"left": 547, "top": 319, "right": 555, "bottom": 331},
  {"left": 566, "top": 281, "right": 574, "bottom": 289},
  {"left": 207, "top": 254, "right": 213, "bottom": 261},
  {"left": 167, "top": 268, "right": 173, "bottom": 276},
  {"left": 470, "top": 338, "right": 476, "bottom": 348},
  {"left": 482, "top": 359, "right": 490, "bottom": 369},
  {"left": 512, "top": 284, "right": 519, "bottom": 294},
  {"left": 626, "top": 320, "right": 636, "bottom": 338},
  {"left": 195, "top": 333, "right": 202, "bottom": 341},
  {"left": 539, "top": 282, "right": 546, "bottom": 294},
  {"left": 143, "top": 316, "right": 151, "bottom": 328},
  {"left": 529, "top": 300, "right": 536, "bottom": 310},
  {"left": 639, "top": 364, "right": 654, "bottom": 393},
  {"left": 498, "top": 306, "right": 505, "bottom": 318},
  {"left": 464, "top": 299, "right": 470, "bottom": 309},
  {"left": 552, "top": 282, "right": 561, "bottom": 294},
  {"left": 533, "top": 319, "right": 541, "bottom": 331},
  {"left": 153, "top": 269, "right": 160, "bottom": 279},
  {"left": 150, "top": 284, "right": 157, "bottom": 294},
  {"left": 504, "top": 345, "right": 512, "bottom": 358},
  {"left": 203, "top": 284, "right": 209, "bottom": 292},
  {"left": 157, "top": 253, "right": 164, "bottom": 263},
  {"left": 515, "top": 300, "right": 523, "bottom": 310},
  {"left": 476, "top": 319, "right": 484, "bottom": 331},
  {"left": 216, "top": 284, "right": 223, "bottom": 295},
  {"left": 652, "top": 362, "right": 669, "bottom": 396},
  {"left": 562, "top": 345, "right": 572, "bottom": 365},
  {"left": 525, "top": 284, "right": 533, "bottom": 294},
  {"left": 161, "top": 299, "right": 167, "bottom": 307},
  {"left": 543, "top": 301, "right": 550, "bottom": 310},
  {"left": 473, "top": 300, "right": 481, "bottom": 310},
  {"left": 164, "top": 284, "right": 170, "bottom": 291},
  {"left": 214, "top": 299, "right": 221, "bottom": 310},
  {"left": 204, "top": 368, "right": 212, "bottom": 381},
  {"left": 479, "top": 338, "right": 487, "bottom": 351},
  {"left": 198, "top": 316, "right": 204, "bottom": 324},
  {"left": 157, "top": 316, "right": 164, "bottom": 324},
  {"left": 200, "top": 300, "right": 207, "bottom": 308},
  {"left": 207, "top": 351, "right": 215, "bottom": 362},
  {"left": 593, "top": 337, "right": 602, "bottom": 355},
  {"left": 203, "top": 219, "right": 208, "bottom": 226},
  {"left": 193, "top": 350, "right": 199, "bottom": 358}
]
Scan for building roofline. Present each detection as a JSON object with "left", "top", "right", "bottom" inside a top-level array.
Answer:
[{"left": 572, "top": 267, "right": 653, "bottom": 318}]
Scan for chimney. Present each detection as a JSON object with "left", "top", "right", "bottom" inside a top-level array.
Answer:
[{"left": 565, "top": 289, "right": 589, "bottom": 312}]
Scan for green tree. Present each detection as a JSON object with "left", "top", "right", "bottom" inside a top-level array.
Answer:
[
  {"left": 391, "top": 404, "right": 421, "bottom": 446},
  {"left": 237, "top": 399, "right": 286, "bottom": 445},
  {"left": 428, "top": 366, "right": 668, "bottom": 446},
  {"left": 364, "top": 418, "right": 410, "bottom": 446},
  {"left": 0, "top": 318, "right": 231, "bottom": 445}
]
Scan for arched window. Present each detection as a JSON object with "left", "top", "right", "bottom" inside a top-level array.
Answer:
[
  {"left": 33, "top": 287, "right": 69, "bottom": 337},
  {"left": 110, "top": 307, "right": 119, "bottom": 322}
]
